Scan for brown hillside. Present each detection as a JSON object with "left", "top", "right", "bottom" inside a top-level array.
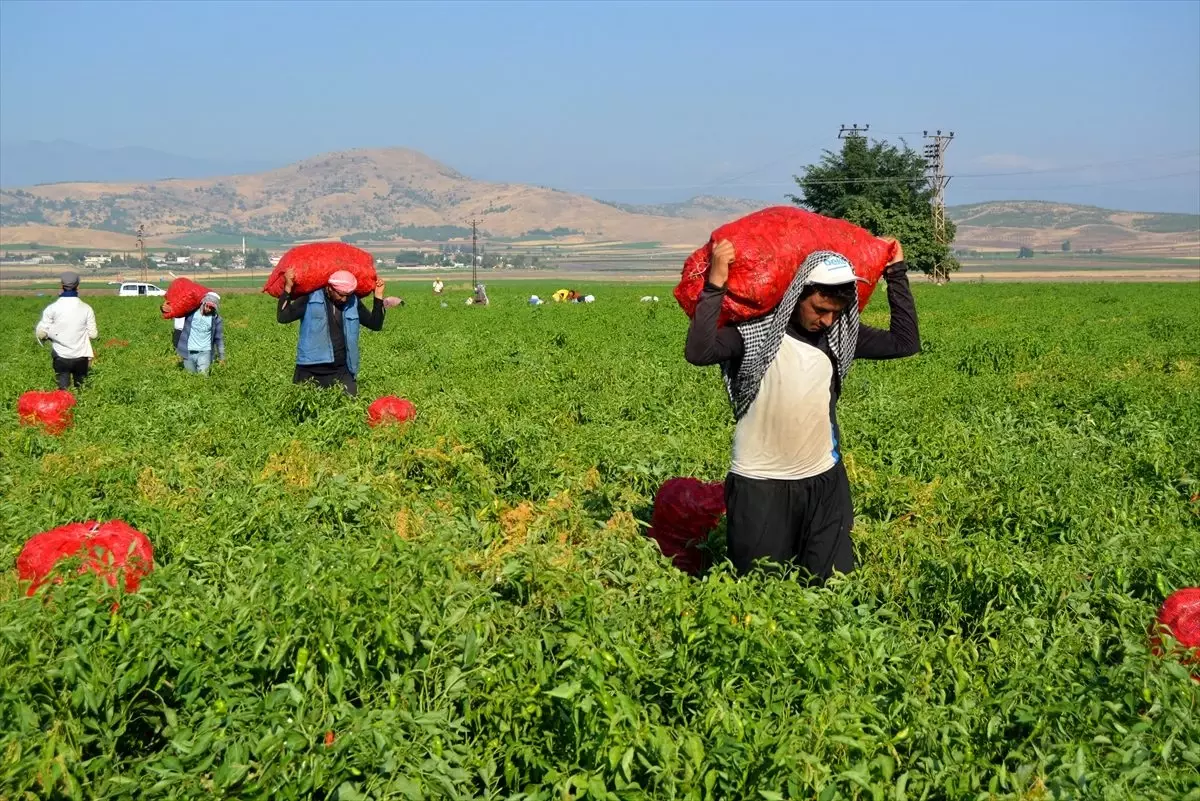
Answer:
[{"left": 0, "top": 148, "right": 725, "bottom": 247}]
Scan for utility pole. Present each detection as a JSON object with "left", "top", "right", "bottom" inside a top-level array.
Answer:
[
  {"left": 137, "top": 224, "right": 147, "bottom": 283},
  {"left": 470, "top": 218, "right": 479, "bottom": 291},
  {"left": 838, "top": 124, "right": 869, "bottom": 141},
  {"left": 923, "top": 130, "right": 955, "bottom": 284}
]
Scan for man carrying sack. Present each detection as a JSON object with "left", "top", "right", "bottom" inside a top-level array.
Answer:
[
  {"left": 684, "top": 239, "right": 919, "bottom": 582},
  {"left": 276, "top": 268, "right": 386, "bottom": 396}
]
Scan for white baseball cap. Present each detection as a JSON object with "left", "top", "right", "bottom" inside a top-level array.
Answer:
[{"left": 805, "top": 253, "right": 864, "bottom": 286}]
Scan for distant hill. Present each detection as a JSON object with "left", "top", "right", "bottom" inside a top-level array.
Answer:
[
  {"left": 0, "top": 140, "right": 279, "bottom": 188},
  {"left": 3, "top": 152, "right": 1196, "bottom": 257},
  {"left": 0, "top": 148, "right": 723, "bottom": 248},
  {"left": 949, "top": 201, "right": 1198, "bottom": 256}
]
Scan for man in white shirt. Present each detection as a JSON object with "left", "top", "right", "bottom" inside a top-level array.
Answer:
[
  {"left": 35, "top": 271, "right": 99, "bottom": 390},
  {"left": 685, "top": 239, "right": 920, "bottom": 583}
]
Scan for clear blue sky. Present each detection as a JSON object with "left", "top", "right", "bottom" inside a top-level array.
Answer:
[{"left": 2, "top": 0, "right": 1198, "bottom": 211}]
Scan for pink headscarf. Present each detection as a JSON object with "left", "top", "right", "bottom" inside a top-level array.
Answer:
[{"left": 327, "top": 271, "right": 357, "bottom": 294}]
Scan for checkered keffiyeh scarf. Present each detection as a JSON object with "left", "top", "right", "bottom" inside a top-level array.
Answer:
[{"left": 720, "top": 251, "right": 861, "bottom": 420}]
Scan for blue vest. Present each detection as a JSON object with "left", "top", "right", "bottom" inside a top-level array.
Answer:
[{"left": 297, "top": 290, "right": 361, "bottom": 375}]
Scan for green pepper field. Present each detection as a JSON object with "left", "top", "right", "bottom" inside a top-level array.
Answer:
[{"left": 1, "top": 281, "right": 1198, "bottom": 800}]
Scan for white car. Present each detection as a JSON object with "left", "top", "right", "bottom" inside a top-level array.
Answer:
[{"left": 117, "top": 282, "right": 166, "bottom": 297}]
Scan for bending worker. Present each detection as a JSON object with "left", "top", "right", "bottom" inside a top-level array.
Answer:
[
  {"left": 276, "top": 269, "right": 386, "bottom": 396},
  {"left": 685, "top": 239, "right": 919, "bottom": 583}
]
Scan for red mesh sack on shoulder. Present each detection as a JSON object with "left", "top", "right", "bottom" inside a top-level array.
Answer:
[
  {"left": 645, "top": 478, "right": 726, "bottom": 575},
  {"left": 1152, "top": 587, "right": 1200, "bottom": 677},
  {"left": 17, "top": 390, "right": 76, "bottom": 435},
  {"left": 262, "top": 242, "right": 378, "bottom": 298},
  {"left": 162, "top": 277, "right": 213, "bottom": 319},
  {"left": 367, "top": 396, "right": 417, "bottom": 427},
  {"left": 17, "top": 520, "right": 154, "bottom": 596},
  {"left": 674, "top": 206, "right": 898, "bottom": 326}
]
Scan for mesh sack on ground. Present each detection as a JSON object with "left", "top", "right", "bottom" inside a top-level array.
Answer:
[
  {"left": 17, "top": 390, "right": 76, "bottom": 435},
  {"left": 367, "top": 396, "right": 417, "bottom": 427},
  {"left": 17, "top": 521, "right": 154, "bottom": 596},
  {"left": 645, "top": 477, "right": 726, "bottom": 575},
  {"left": 1153, "top": 587, "right": 1200, "bottom": 677}
]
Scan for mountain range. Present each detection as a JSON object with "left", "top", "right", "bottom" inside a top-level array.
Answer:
[{"left": 0, "top": 145, "right": 1195, "bottom": 256}]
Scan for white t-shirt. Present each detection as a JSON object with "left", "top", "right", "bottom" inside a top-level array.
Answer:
[
  {"left": 731, "top": 335, "right": 837, "bottom": 480},
  {"left": 35, "top": 297, "right": 98, "bottom": 359},
  {"left": 173, "top": 316, "right": 186, "bottom": 331}
]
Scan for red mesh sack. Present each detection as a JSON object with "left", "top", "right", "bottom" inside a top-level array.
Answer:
[
  {"left": 1152, "top": 588, "right": 1200, "bottom": 676},
  {"left": 262, "top": 242, "right": 378, "bottom": 298},
  {"left": 645, "top": 478, "right": 726, "bottom": 575},
  {"left": 674, "top": 206, "right": 898, "bottom": 326},
  {"left": 162, "top": 277, "right": 213, "bottom": 319},
  {"left": 367, "top": 396, "right": 417, "bottom": 427},
  {"left": 17, "top": 520, "right": 154, "bottom": 596},
  {"left": 17, "top": 390, "right": 77, "bottom": 435}
]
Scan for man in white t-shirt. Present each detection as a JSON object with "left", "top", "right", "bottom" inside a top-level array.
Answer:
[
  {"left": 685, "top": 239, "right": 919, "bottom": 582},
  {"left": 35, "top": 271, "right": 99, "bottom": 389}
]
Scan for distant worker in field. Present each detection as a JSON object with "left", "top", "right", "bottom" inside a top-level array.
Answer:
[
  {"left": 162, "top": 292, "right": 225, "bottom": 375},
  {"left": 685, "top": 239, "right": 918, "bottom": 584},
  {"left": 433, "top": 278, "right": 444, "bottom": 295},
  {"left": 276, "top": 268, "right": 386, "bottom": 396},
  {"left": 34, "top": 270, "right": 98, "bottom": 390},
  {"left": 472, "top": 283, "right": 490, "bottom": 307}
]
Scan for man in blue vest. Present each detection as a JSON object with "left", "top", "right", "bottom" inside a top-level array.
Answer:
[{"left": 276, "top": 269, "right": 386, "bottom": 396}]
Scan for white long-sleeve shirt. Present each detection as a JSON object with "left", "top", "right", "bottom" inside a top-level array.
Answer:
[{"left": 35, "top": 296, "right": 98, "bottom": 359}]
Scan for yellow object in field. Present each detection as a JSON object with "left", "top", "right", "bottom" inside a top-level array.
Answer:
[{"left": 552, "top": 289, "right": 570, "bottom": 302}]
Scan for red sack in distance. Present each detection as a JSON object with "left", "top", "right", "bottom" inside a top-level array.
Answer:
[
  {"left": 262, "top": 242, "right": 378, "bottom": 298},
  {"left": 162, "top": 277, "right": 213, "bottom": 319},
  {"left": 645, "top": 477, "right": 726, "bottom": 575},
  {"left": 17, "top": 520, "right": 154, "bottom": 596},
  {"left": 17, "top": 390, "right": 76, "bottom": 435},
  {"left": 1152, "top": 587, "right": 1200, "bottom": 677},
  {"left": 367, "top": 396, "right": 417, "bottom": 427},
  {"left": 674, "top": 206, "right": 897, "bottom": 326}
]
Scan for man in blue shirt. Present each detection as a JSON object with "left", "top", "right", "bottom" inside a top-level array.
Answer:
[{"left": 163, "top": 292, "right": 225, "bottom": 375}]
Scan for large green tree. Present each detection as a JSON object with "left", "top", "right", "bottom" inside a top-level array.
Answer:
[{"left": 789, "top": 136, "right": 959, "bottom": 278}]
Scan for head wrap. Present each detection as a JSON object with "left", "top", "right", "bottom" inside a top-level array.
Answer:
[
  {"left": 201, "top": 291, "right": 221, "bottom": 309},
  {"left": 328, "top": 271, "right": 357, "bottom": 294},
  {"left": 720, "top": 251, "right": 861, "bottom": 420}
]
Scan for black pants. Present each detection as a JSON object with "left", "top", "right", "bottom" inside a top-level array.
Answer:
[
  {"left": 293, "top": 365, "right": 357, "bottom": 397},
  {"left": 52, "top": 353, "right": 90, "bottom": 390},
  {"left": 172, "top": 329, "right": 182, "bottom": 351},
  {"left": 725, "top": 462, "right": 856, "bottom": 582}
]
